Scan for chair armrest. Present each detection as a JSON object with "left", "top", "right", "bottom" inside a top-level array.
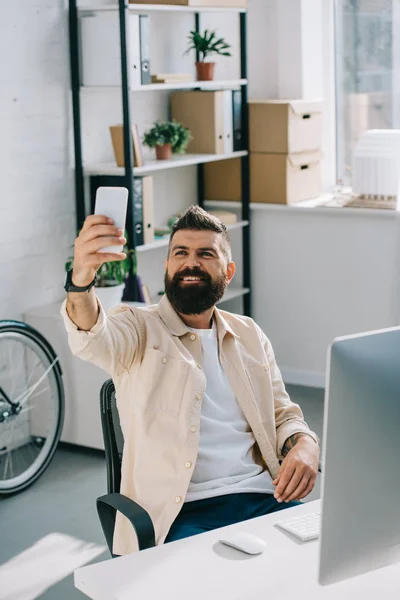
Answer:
[{"left": 97, "top": 492, "right": 156, "bottom": 557}]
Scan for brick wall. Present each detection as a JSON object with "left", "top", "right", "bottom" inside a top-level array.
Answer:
[{"left": 0, "top": 1, "right": 75, "bottom": 319}]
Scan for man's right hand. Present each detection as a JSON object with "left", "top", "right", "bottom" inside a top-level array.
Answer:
[{"left": 71, "top": 215, "right": 127, "bottom": 287}]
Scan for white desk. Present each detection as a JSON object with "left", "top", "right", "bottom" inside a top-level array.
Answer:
[{"left": 74, "top": 501, "right": 400, "bottom": 599}]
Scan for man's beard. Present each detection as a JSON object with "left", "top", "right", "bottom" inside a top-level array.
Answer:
[{"left": 164, "top": 267, "right": 227, "bottom": 315}]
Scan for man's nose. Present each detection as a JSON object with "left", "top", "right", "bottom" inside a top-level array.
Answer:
[{"left": 184, "top": 254, "right": 201, "bottom": 268}]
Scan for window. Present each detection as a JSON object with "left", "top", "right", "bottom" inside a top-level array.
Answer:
[{"left": 335, "top": 0, "right": 398, "bottom": 185}]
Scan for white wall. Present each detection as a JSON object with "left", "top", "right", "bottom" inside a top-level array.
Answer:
[
  {"left": 0, "top": 1, "right": 75, "bottom": 320},
  {"left": 251, "top": 206, "right": 400, "bottom": 386}
]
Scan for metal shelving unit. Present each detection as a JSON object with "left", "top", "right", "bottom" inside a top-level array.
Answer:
[{"left": 68, "top": 0, "right": 251, "bottom": 315}]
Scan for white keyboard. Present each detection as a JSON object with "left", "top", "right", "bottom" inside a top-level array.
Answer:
[{"left": 274, "top": 511, "right": 320, "bottom": 542}]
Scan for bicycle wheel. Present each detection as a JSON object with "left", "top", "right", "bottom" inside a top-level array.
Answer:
[{"left": 0, "top": 320, "right": 64, "bottom": 494}]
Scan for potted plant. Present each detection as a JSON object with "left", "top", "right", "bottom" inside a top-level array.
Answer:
[
  {"left": 143, "top": 120, "right": 192, "bottom": 160},
  {"left": 185, "top": 29, "right": 232, "bottom": 81},
  {"left": 65, "top": 238, "right": 136, "bottom": 312}
]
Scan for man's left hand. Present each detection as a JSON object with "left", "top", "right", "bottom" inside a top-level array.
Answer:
[{"left": 272, "top": 436, "right": 320, "bottom": 503}]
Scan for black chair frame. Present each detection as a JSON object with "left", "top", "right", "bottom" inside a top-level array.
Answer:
[{"left": 97, "top": 379, "right": 156, "bottom": 557}]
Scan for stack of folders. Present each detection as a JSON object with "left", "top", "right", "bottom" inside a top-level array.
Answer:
[
  {"left": 80, "top": 12, "right": 151, "bottom": 87},
  {"left": 170, "top": 90, "right": 245, "bottom": 154}
]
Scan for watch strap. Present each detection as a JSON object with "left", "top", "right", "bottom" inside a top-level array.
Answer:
[{"left": 65, "top": 269, "right": 97, "bottom": 293}]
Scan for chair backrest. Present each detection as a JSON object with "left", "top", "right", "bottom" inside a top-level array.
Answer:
[{"left": 99, "top": 379, "right": 124, "bottom": 494}]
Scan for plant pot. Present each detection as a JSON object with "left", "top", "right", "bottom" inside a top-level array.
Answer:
[
  {"left": 196, "top": 61, "right": 215, "bottom": 81},
  {"left": 155, "top": 144, "right": 172, "bottom": 160},
  {"left": 95, "top": 283, "right": 125, "bottom": 313}
]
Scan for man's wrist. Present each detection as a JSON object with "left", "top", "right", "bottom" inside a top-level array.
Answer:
[
  {"left": 281, "top": 432, "right": 318, "bottom": 457},
  {"left": 71, "top": 269, "right": 97, "bottom": 288}
]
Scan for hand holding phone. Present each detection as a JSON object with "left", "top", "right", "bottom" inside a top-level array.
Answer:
[{"left": 94, "top": 187, "right": 129, "bottom": 253}]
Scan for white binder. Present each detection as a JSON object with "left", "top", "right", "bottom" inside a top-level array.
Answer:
[
  {"left": 223, "top": 90, "right": 234, "bottom": 154},
  {"left": 142, "top": 176, "right": 155, "bottom": 245},
  {"left": 80, "top": 12, "right": 141, "bottom": 88}
]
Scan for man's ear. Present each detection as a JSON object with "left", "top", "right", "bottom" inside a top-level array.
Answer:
[{"left": 226, "top": 261, "right": 236, "bottom": 283}]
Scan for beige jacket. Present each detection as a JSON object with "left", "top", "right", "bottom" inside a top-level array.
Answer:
[{"left": 61, "top": 295, "right": 318, "bottom": 555}]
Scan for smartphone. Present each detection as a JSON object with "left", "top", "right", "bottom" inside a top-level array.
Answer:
[{"left": 94, "top": 187, "right": 128, "bottom": 254}]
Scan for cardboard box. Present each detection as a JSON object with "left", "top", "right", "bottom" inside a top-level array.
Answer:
[
  {"left": 130, "top": 0, "right": 247, "bottom": 7},
  {"left": 249, "top": 99, "right": 323, "bottom": 154},
  {"left": 204, "top": 153, "right": 321, "bottom": 204},
  {"left": 204, "top": 158, "right": 242, "bottom": 201},
  {"left": 251, "top": 151, "right": 322, "bottom": 204}
]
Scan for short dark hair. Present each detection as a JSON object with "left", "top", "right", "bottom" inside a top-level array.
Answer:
[{"left": 168, "top": 205, "right": 232, "bottom": 262}]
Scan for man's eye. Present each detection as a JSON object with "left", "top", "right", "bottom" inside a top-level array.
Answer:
[
  {"left": 175, "top": 251, "right": 186, "bottom": 256},
  {"left": 201, "top": 252, "right": 213, "bottom": 257}
]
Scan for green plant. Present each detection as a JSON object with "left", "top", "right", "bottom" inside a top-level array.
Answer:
[
  {"left": 65, "top": 233, "right": 136, "bottom": 288},
  {"left": 185, "top": 29, "right": 232, "bottom": 62},
  {"left": 143, "top": 120, "right": 192, "bottom": 154}
]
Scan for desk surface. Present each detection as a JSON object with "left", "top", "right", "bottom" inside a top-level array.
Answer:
[{"left": 75, "top": 500, "right": 400, "bottom": 600}]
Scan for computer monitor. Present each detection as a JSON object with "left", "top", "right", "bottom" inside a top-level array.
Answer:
[{"left": 319, "top": 327, "right": 400, "bottom": 585}]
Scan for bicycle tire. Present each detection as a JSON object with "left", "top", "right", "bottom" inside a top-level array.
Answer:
[{"left": 0, "top": 320, "right": 64, "bottom": 495}]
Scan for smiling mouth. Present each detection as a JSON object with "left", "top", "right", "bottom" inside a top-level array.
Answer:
[{"left": 179, "top": 276, "right": 206, "bottom": 284}]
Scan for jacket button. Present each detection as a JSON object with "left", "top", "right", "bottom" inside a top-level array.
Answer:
[
  {"left": 185, "top": 461, "right": 192, "bottom": 468},
  {"left": 190, "top": 334, "right": 196, "bottom": 341},
  {"left": 190, "top": 426, "right": 197, "bottom": 433},
  {"left": 174, "top": 496, "right": 182, "bottom": 503},
  {"left": 162, "top": 357, "right": 167, "bottom": 364},
  {"left": 195, "top": 393, "right": 202, "bottom": 401}
]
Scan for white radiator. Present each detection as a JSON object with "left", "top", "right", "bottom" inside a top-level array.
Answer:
[{"left": 352, "top": 130, "right": 400, "bottom": 207}]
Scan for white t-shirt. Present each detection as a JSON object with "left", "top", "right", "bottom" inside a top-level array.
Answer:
[{"left": 185, "top": 322, "right": 275, "bottom": 503}]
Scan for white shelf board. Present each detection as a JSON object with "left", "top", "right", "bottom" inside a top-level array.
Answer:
[
  {"left": 79, "top": 4, "right": 246, "bottom": 14},
  {"left": 136, "top": 237, "right": 170, "bottom": 252},
  {"left": 85, "top": 151, "right": 248, "bottom": 176},
  {"left": 249, "top": 195, "right": 399, "bottom": 218},
  {"left": 204, "top": 199, "right": 241, "bottom": 209},
  {"left": 82, "top": 79, "right": 247, "bottom": 92},
  {"left": 217, "top": 286, "right": 250, "bottom": 304},
  {"left": 225, "top": 219, "right": 249, "bottom": 231},
  {"left": 136, "top": 220, "right": 248, "bottom": 253}
]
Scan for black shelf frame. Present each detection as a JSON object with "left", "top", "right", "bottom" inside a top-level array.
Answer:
[{"left": 68, "top": 1, "right": 251, "bottom": 315}]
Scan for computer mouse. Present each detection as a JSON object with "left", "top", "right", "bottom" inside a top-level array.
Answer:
[{"left": 219, "top": 531, "right": 266, "bottom": 555}]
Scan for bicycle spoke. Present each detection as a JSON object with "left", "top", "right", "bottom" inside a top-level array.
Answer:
[
  {"left": 4, "top": 419, "right": 17, "bottom": 480},
  {"left": 15, "top": 357, "right": 59, "bottom": 407},
  {"left": 8, "top": 340, "right": 23, "bottom": 399},
  {"left": 29, "top": 385, "right": 51, "bottom": 400},
  {"left": 24, "top": 357, "right": 42, "bottom": 388}
]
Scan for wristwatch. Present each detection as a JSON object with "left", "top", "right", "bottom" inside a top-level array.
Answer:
[{"left": 64, "top": 269, "right": 97, "bottom": 293}]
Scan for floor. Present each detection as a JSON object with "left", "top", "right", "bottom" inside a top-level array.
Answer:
[{"left": 0, "top": 384, "right": 325, "bottom": 599}]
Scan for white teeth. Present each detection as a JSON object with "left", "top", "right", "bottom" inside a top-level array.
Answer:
[{"left": 183, "top": 277, "right": 201, "bottom": 281}]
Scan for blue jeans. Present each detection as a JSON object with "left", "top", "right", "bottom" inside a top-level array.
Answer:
[{"left": 165, "top": 492, "right": 301, "bottom": 543}]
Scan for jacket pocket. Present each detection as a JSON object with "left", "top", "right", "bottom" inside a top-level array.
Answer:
[
  {"left": 245, "top": 363, "right": 274, "bottom": 423},
  {"left": 137, "top": 348, "right": 189, "bottom": 417}
]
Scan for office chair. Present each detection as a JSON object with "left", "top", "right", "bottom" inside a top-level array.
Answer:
[{"left": 96, "top": 379, "right": 156, "bottom": 557}]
